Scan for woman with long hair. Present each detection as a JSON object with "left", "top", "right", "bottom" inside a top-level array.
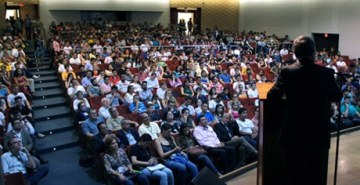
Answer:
[
  {"left": 103, "top": 135, "right": 149, "bottom": 185},
  {"left": 130, "top": 133, "right": 174, "bottom": 185},
  {"left": 154, "top": 123, "right": 199, "bottom": 185},
  {"left": 179, "top": 108, "right": 196, "bottom": 130}
]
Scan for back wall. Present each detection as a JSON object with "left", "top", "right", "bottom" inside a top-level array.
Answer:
[{"left": 239, "top": 0, "right": 360, "bottom": 58}]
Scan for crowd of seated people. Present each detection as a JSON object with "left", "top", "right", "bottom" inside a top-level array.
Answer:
[
  {"left": 1, "top": 18, "right": 360, "bottom": 184},
  {"left": 46, "top": 20, "right": 360, "bottom": 184}
]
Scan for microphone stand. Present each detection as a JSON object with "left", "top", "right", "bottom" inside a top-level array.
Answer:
[{"left": 333, "top": 72, "right": 353, "bottom": 185}]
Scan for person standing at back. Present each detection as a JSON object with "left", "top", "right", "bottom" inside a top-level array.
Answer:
[{"left": 267, "top": 35, "right": 341, "bottom": 185}]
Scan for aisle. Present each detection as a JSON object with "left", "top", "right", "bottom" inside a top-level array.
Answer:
[{"left": 227, "top": 130, "right": 360, "bottom": 185}]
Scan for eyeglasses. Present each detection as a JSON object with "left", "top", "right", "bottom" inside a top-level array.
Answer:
[{"left": 10, "top": 140, "right": 21, "bottom": 145}]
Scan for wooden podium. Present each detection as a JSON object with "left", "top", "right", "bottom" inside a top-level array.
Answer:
[{"left": 256, "top": 83, "right": 287, "bottom": 185}]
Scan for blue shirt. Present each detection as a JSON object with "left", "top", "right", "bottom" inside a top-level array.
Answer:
[
  {"left": 139, "top": 89, "right": 153, "bottom": 102},
  {"left": 1, "top": 151, "right": 29, "bottom": 174},
  {"left": 81, "top": 117, "right": 105, "bottom": 136},
  {"left": 129, "top": 102, "right": 147, "bottom": 113},
  {"left": 81, "top": 77, "right": 92, "bottom": 87},
  {"left": 219, "top": 73, "right": 231, "bottom": 83},
  {"left": 197, "top": 111, "right": 215, "bottom": 124}
]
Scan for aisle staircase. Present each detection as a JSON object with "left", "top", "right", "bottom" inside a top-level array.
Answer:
[{"left": 27, "top": 53, "right": 79, "bottom": 154}]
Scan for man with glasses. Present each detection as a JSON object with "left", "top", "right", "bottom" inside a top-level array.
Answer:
[
  {"left": 214, "top": 113, "right": 257, "bottom": 168},
  {"left": 197, "top": 102, "right": 216, "bottom": 127},
  {"left": 138, "top": 112, "right": 161, "bottom": 140},
  {"left": 107, "top": 107, "right": 138, "bottom": 132},
  {"left": 117, "top": 119, "right": 140, "bottom": 148},
  {"left": 81, "top": 109, "right": 105, "bottom": 138},
  {"left": 1, "top": 136, "right": 49, "bottom": 185},
  {"left": 129, "top": 95, "right": 147, "bottom": 114}
]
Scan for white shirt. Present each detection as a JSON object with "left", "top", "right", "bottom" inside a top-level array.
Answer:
[
  {"left": 63, "top": 46, "right": 73, "bottom": 55},
  {"left": 236, "top": 119, "right": 254, "bottom": 134},
  {"left": 99, "top": 106, "right": 111, "bottom": 119},
  {"left": 116, "top": 80, "right": 131, "bottom": 93},
  {"left": 209, "top": 100, "right": 225, "bottom": 111},
  {"left": 93, "top": 44, "right": 103, "bottom": 53},
  {"left": 280, "top": 49, "right": 288, "bottom": 56},
  {"left": 247, "top": 88, "right": 259, "bottom": 98},
  {"left": 336, "top": 61, "right": 347, "bottom": 68},
  {"left": 69, "top": 57, "right": 81, "bottom": 65},
  {"left": 58, "top": 64, "right": 73, "bottom": 73},
  {"left": 104, "top": 56, "right": 113, "bottom": 64},
  {"left": 138, "top": 122, "right": 161, "bottom": 140},
  {"left": 156, "top": 88, "right": 167, "bottom": 99},
  {"left": 145, "top": 77, "right": 159, "bottom": 89}
]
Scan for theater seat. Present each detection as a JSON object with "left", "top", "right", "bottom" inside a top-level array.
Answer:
[{"left": 3, "top": 172, "right": 27, "bottom": 185}]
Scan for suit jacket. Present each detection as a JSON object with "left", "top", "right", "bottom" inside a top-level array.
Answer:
[
  {"left": 4, "top": 129, "right": 33, "bottom": 151},
  {"left": 117, "top": 129, "right": 140, "bottom": 148},
  {"left": 213, "top": 121, "right": 234, "bottom": 142},
  {"left": 267, "top": 62, "right": 341, "bottom": 149}
]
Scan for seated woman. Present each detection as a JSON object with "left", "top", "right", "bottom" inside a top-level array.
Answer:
[
  {"left": 179, "top": 108, "right": 196, "bottom": 131},
  {"left": 161, "top": 111, "right": 181, "bottom": 136},
  {"left": 103, "top": 135, "right": 150, "bottom": 185},
  {"left": 180, "top": 79, "right": 194, "bottom": 98},
  {"left": 161, "top": 90, "right": 178, "bottom": 109},
  {"left": 227, "top": 94, "right": 244, "bottom": 110},
  {"left": 130, "top": 133, "right": 174, "bottom": 185},
  {"left": 13, "top": 68, "right": 32, "bottom": 96},
  {"left": 178, "top": 124, "right": 222, "bottom": 176},
  {"left": 168, "top": 72, "right": 182, "bottom": 88},
  {"left": 154, "top": 123, "right": 199, "bottom": 185}
]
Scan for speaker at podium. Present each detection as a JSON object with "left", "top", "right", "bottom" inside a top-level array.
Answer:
[{"left": 257, "top": 83, "right": 287, "bottom": 185}]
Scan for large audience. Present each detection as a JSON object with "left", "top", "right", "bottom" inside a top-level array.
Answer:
[{"left": 1, "top": 19, "right": 360, "bottom": 185}]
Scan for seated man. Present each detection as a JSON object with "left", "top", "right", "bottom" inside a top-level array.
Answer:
[
  {"left": 138, "top": 112, "right": 161, "bottom": 140},
  {"left": 234, "top": 108, "right": 258, "bottom": 148},
  {"left": 92, "top": 122, "right": 115, "bottom": 154},
  {"left": 219, "top": 69, "right": 233, "bottom": 84},
  {"left": 214, "top": 113, "right": 257, "bottom": 167},
  {"left": 4, "top": 119, "right": 48, "bottom": 164},
  {"left": 9, "top": 96, "right": 33, "bottom": 122},
  {"left": 197, "top": 102, "right": 217, "bottom": 127},
  {"left": 1, "top": 136, "right": 49, "bottom": 185},
  {"left": 98, "top": 98, "right": 111, "bottom": 120},
  {"left": 81, "top": 109, "right": 105, "bottom": 138},
  {"left": 117, "top": 119, "right": 140, "bottom": 148},
  {"left": 139, "top": 81, "right": 153, "bottom": 102},
  {"left": 340, "top": 96, "right": 360, "bottom": 125},
  {"left": 105, "top": 85, "right": 124, "bottom": 107},
  {"left": 7, "top": 85, "right": 31, "bottom": 109},
  {"left": 73, "top": 91, "right": 91, "bottom": 111},
  {"left": 144, "top": 72, "right": 160, "bottom": 90},
  {"left": 209, "top": 94, "right": 225, "bottom": 113},
  {"left": 193, "top": 115, "right": 237, "bottom": 173},
  {"left": 179, "top": 97, "right": 195, "bottom": 116},
  {"left": 106, "top": 107, "right": 138, "bottom": 132},
  {"left": 129, "top": 95, "right": 147, "bottom": 114}
]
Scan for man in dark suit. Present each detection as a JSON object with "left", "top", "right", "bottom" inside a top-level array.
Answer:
[
  {"left": 213, "top": 113, "right": 257, "bottom": 167},
  {"left": 267, "top": 35, "right": 341, "bottom": 185},
  {"left": 117, "top": 119, "right": 140, "bottom": 148}
]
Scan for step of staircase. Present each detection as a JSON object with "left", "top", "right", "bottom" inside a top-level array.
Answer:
[
  {"left": 31, "top": 70, "right": 57, "bottom": 76},
  {"left": 36, "top": 130, "right": 79, "bottom": 154},
  {"left": 32, "top": 97, "right": 67, "bottom": 109},
  {"left": 34, "top": 105, "right": 71, "bottom": 121},
  {"left": 34, "top": 88, "right": 64, "bottom": 99},
  {"left": 36, "top": 117, "right": 74, "bottom": 134},
  {"left": 28, "top": 65, "right": 50, "bottom": 72},
  {"left": 35, "top": 81, "right": 61, "bottom": 90},
  {"left": 34, "top": 75, "right": 59, "bottom": 83}
]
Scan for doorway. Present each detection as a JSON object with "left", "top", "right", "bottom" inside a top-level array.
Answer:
[
  {"left": 170, "top": 8, "right": 201, "bottom": 34},
  {"left": 177, "top": 12, "right": 194, "bottom": 35},
  {"left": 312, "top": 33, "right": 339, "bottom": 53}
]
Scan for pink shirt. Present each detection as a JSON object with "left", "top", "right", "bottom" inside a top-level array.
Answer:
[{"left": 193, "top": 125, "right": 221, "bottom": 148}]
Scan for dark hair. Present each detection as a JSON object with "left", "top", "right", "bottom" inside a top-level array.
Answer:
[
  {"left": 139, "top": 133, "right": 152, "bottom": 142},
  {"left": 14, "top": 96, "right": 22, "bottom": 102},
  {"left": 238, "top": 107, "right": 247, "bottom": 114},
  {"left": 197, "top": 115, "right": 206, "bottom": 123},
  {"left": 96, "top": 122, "right": 106, "bottom": 130},
  {"left": 161, "top": 123, "right": 172, "bottom": 132},
  {"left": 179, "top": 124, "right": 190, "bottom": 136},
  {"left": 293, "top": 35, "right": 316, "bottom": 64},
  {"left": 181, "top": 108, "right": 189, "bottom": 114},
  {"left": 111, "top": 85, "right": 117, "bottom": 90}
]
